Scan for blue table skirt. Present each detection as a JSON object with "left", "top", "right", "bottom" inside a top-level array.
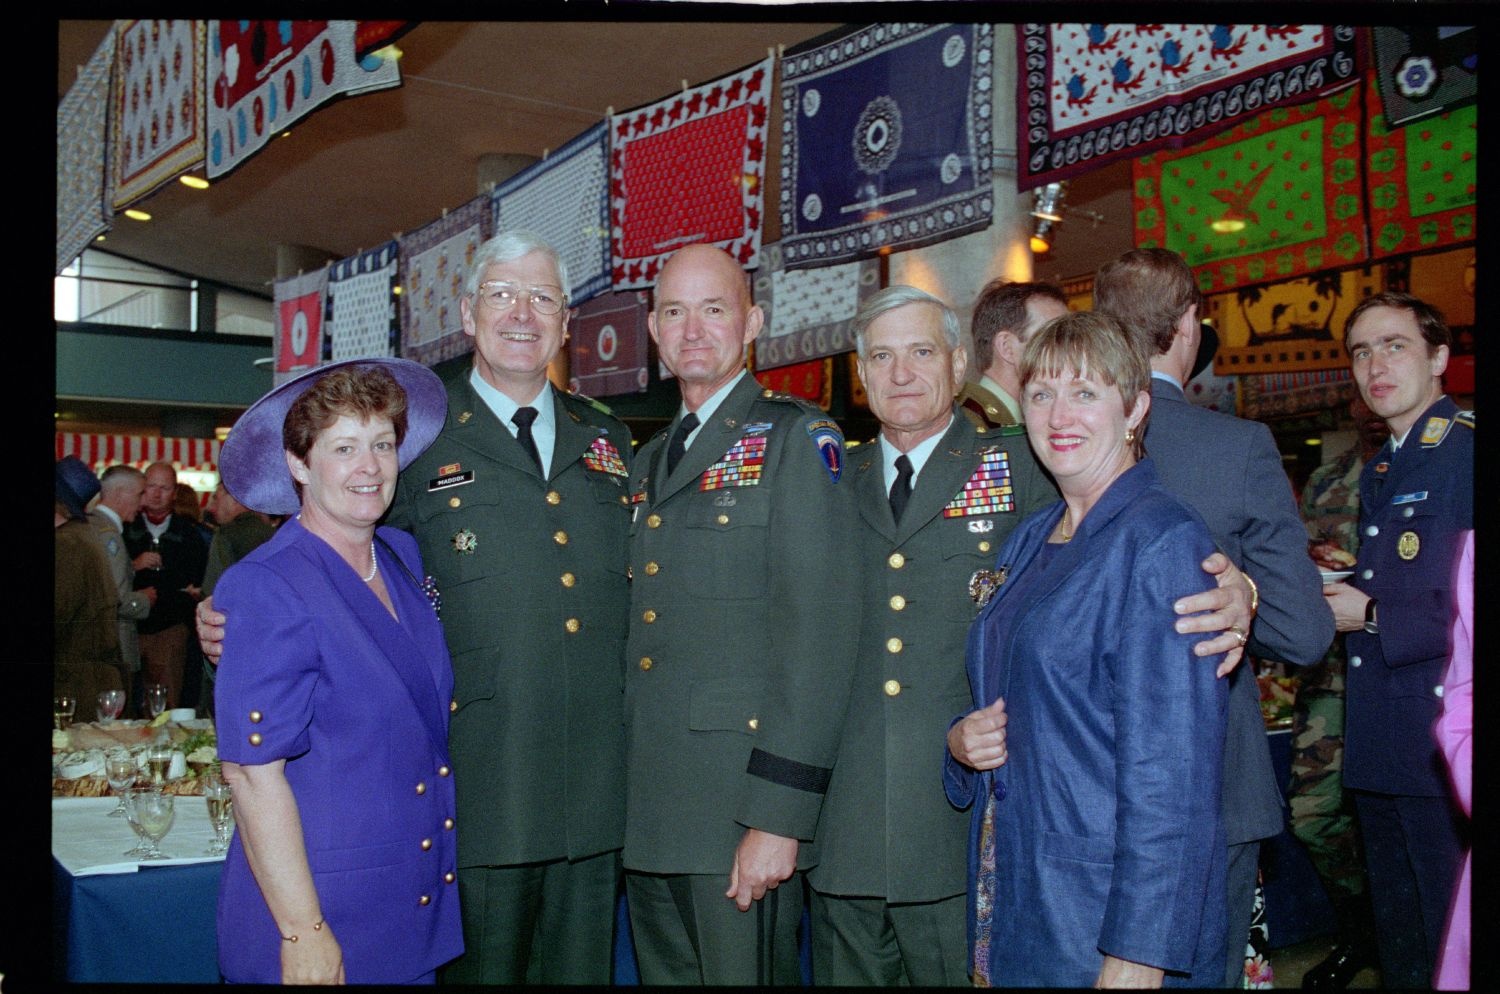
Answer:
[{"left": 53, "top": 857, "right": 223, "bottom": 983}]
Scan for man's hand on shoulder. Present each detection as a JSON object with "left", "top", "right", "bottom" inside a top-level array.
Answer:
[
  {"left": 197, "top": 595, "right": 227, "bottom": 663},
  {"left": 1172, "top": 552, "right": 1253, "bottom": 677}
]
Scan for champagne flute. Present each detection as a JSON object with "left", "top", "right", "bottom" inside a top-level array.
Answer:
[
  {"left": 105, "top": 753, "right": 137, "bottom": 817},
  {"left": 204, "top": 775, "right": 234, "bottom": 855},
  {"left": 97, "top": 689, "right": 125, "bottom": 725},
  {"left": 145, "top": 683, "right": 169, "bottom": 719},
  {"left": 122, "top": 786, "right": 155, "bottom": 856},
  {"left": 53, "top": 695, "right": 77, "bottom": 730},
  {"left": 145, "top": 744, "right": 173, "bottom": 786},
  {"left": 134, "top": 790, "right": 175, "bottom": 860}
]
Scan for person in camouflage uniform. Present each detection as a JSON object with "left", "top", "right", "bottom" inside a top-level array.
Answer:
[{"left": 1292, "top": 395, "right": 1386, "bottom": 989}]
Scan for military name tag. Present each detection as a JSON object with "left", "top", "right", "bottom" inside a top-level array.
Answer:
[
  {"left": 700, "top": 435, "right": 767, "bottom": 491},
  {"left": 1398, "top": 531, "right": 1420, "bottom": 561},
  {"left": 1391, "top": 491, "right": 1428, "bottom": 506},
  {"left": 428, "top": 470, "right": 475, "bottom": 491},
  {"left": 944, "top": 450, "right": 1015, "bottom": 518}
]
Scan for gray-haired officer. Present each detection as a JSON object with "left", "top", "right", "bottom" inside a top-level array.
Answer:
[{"left": 621, "top": 243, "right": 858, "bottom": 985}]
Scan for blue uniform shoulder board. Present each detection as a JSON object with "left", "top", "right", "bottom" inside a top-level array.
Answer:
[
  {"left": 1455, "top": 410, "right": 1475, "bottom": 429},
  {"left": 806, "top": 419, "right": 844, "bottom": 483}
]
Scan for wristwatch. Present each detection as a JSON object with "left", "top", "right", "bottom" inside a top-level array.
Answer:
[{"left": 1363, "top": 597, "right": 1379, "bottom": 635}]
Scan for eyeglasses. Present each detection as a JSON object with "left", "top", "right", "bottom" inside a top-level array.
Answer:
[{"left": 475, "top": 281, "right": 567, "bottom": 315}]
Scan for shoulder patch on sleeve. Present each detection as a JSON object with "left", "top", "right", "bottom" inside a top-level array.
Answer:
[
  {"left": 806, "top": 418, "right": 845, "bottom": 483},
  {"left": 1455, "top": 410, "right": 1474, "bottom": 428}
]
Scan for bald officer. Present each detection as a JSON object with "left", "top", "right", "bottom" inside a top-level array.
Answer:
[{"left": 622, "top": 244, "right": 858, "bottom": 985}]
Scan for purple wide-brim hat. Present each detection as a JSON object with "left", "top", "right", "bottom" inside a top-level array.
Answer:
[{"left": 220, "top": 357, "right": 448, "bottom": 515}]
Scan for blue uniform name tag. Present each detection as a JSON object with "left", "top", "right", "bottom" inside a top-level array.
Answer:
[{"left": 1391, "top": 491, "right": 1429, "bottom": 505}]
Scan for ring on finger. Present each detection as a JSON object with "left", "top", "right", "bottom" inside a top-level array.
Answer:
[{"left": 1228, "top": 625, "right": 1248, "bottom": 647}]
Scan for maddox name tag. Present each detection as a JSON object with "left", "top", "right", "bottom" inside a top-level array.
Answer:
[{"left": 428, "top": 470, "right": 475, "bottom": 491}]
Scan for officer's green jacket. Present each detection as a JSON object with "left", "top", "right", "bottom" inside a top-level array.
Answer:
[
  {"left": 623, "top": 374, "right": 859, "bottom": 875},
  {"left": 809, "top": 410, "right": 1057, "bottom": 903},
  {"left": 388, "top": 374, "right": 633, "bottom": 869}
]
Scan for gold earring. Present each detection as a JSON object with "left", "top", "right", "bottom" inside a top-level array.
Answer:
[{"left": 1125, "top": 428, "right": 1136, "bottom": 444}]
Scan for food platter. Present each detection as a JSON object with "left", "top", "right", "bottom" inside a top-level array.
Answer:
[{"left": 52, "top": 718, "right": 217, "bottom": 797}]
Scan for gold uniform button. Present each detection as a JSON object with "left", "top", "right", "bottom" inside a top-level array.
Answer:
[
  {"left": 619, "top": 495, "right": 629, "bottom": 506},
  {"left": 248, "top": 732, "right": 263, "bottom": 746},
  {"left": 553, "top": 530, "right": 569, "bottom": 546},
  {"left": 449, "top": 699, "right": 458, "bottom": 713},
  {"left": 415, "top": 782, "right": 427, "bottom": 795},
  {"left": 884, "top": 680, "right": 902, "bottom": 697},
  {"left": 546, "top": 491, "right": 562, "bottom": 505},
  {"left": 888, "top": 552, "right": 906, "bottom": 569},
  {"left": 421, "top": 838, "right": 432, "bottom": 851},
  {"left": 889, "top": 595, "right": 907, "bottom": 611},
  {"left": 419, "top": 895, "right": 431, "bottom": 906},
  {"left": 886, "top": 637, "right": 903, "bottom": 654},
  {"left": 647, "top": 514, "right": 662, "bottom": 528},
  {"left": 639, "top": 657, "right": 653, "bottom": 671},
  {"left": 565, "top": 618, "right": 581, "bottom": 633},
  {"left": 445, "top": 872, "right": 456, "bottom": 884},
  {"left": 643, "top": 609, "right": 657, "bottom": 624},
  {"left": 978, "top": 541, "right": 992, "bottom": 553},
  {"left": 748, "top": 718, "right": 759, "bottom": 731},
  {"left": 249, "top": 710, "right": 263, "bottom": 723},
  {"left": 443, "top": 818, "right": 455, "bottom": 830},
  {"left": 717, "top": 514, "right": 730, "bottom": 525},
  {"left": 645, "top": 561, "right": 660, "bottom": 576},
  {"left": 561, "top": 572, "right": 576, "bottom": 588},
  {"left": 438, "top": 766, "right": 450, "bottom": 777},
  {"left": 449, "top": 497, "right": 461, "bottom": 508},
  {"left": 762, "top": 388, "right": 774, "bottom": 398}
]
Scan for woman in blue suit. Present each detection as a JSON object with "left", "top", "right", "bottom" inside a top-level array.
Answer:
[
  {"left": 213, "top": 358, "right": 462, "bottom": 984},
  {"left": 944, "top": 312, "right": 1228, "bottom": 987}
]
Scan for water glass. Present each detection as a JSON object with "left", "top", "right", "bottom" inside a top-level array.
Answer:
[
  {"left": 145, "top": 744, "right": 173, "bottom": 786},
  {"left": 145, "top": 683, "right": 169, "bottom": 719},
  {"left": 122, "top": 786, "right": 157, "bottom": 856},
  {"left": 133, "top": 790, "right": 175, "bottom": 860},
  {"left": 97, "top": 689, "right": 126, "bottom": 725},
  {"left": 105, "top": 753, "right": 137, "bottom": 817},
  {"left": 53, "top": 695, "right": 77, "bottom": 730},
  {"left": 204, "top": 775, "right": 234, "bottom": 855}
]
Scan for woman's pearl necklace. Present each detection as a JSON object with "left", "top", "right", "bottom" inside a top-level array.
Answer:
[{"left": 362, "top": 539, "right": 378, "bottom": 583}]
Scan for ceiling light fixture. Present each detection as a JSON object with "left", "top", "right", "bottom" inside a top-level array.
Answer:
[
  {"left": 1027, "top": 180, "right": 1105, "bottom": 256},
  {"left": 123, "top": 209, "right": 152, "bottom": 222},
  {"left": 179, "top": 175, "right": 210, "bottom": 190}
]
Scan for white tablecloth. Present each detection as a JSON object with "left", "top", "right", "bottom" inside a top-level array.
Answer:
[{"left": 52, "top": 796, "right": 229, "bottom": 877}]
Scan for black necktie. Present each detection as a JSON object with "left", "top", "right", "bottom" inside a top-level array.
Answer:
[
  {"left": 890, "top": 454, "right": 914, "bottom": 523},
  {"left": 666, "top": 412, "right": 700, "bottom": 477},
  {"left": 512, "top": 406, "right": 543, "bottom": 475}
]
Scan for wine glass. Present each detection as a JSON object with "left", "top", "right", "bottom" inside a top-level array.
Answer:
[
  {"left": 121, "top": 786, "right": 156, "bottom": 856},
  {"left": 145, "top": 744, "right": 173, "bottom": 786},
  {"left": 97, "top": 689, "right": 126, "bottom": 726},
  {"left": 53, "top": 695, "right": 77, "bottom": 730},
  {"left": 145, "top": 683, "right": 169, "bottom": 719},
  {"left": 133, "top": 790, "right": 175, "bottom": 860},
  {"left": 105, "top": 753, "right": 137, "bottom": 817},
  {"left": 203, "top": 774, "right": 234, "bottom": 855}
]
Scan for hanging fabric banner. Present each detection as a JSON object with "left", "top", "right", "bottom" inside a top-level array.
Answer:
[
  {"left": 1017, "top": 24, "right": 1358, "bottom": 190},
  {"left": 751, "top": 242, "right": 879, "bottom": 370},
  {"left": 354, "top": 21, "right": 414, "bottom": 60},
  {"left": 1371, "top": 25, "right": 1478, "bottom": 129},
  {"left": 273, "top": 268, "right": 329, "bottom": 384},
  {"left": 568, "top": 290, "right": 651, "bottom": 398},
  {"left": 110, "top": 19, "right": 206, "bottom": 209},
  {"left": 1133, "top": 80, "right": 1366, "bottom": 295},
  {"left": 326, "top": 241, "right": 399, "bottom": 361},
  {"left": 399, "top": 195, "right": 492, "bottom": 369},
  {"left": 57, "top": 433, "right": 222, "bottom": 472},
  {"left": 1364, "top": 75, "right": 1476, "bottom": 260},
  {"left": 778, "top": 23, "right": 993, "bottom": 270},
  {"left": 753, "top": 358, "right": 832, "bottom": 410},
  {"left": 609, "top": 56, "right": 771, "bottom": 289},
  {"left": 206, "top": 20, "right": 401, "bottom": 179},
  {"left": 493, "top": 121, "right": 612, "bottom": 305},
  {"left": 1239, "top": 369, "right": 1355, "bottom": 421},
  {"left": 58, "top": 30, "right": 116, "bottom": 274}
]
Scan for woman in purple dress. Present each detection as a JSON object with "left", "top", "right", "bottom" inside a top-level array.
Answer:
[{"left": 213, "top": 358, "right": 462, "bottom": 984}]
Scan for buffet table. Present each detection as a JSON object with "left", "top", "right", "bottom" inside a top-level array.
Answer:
[{"left": 52, "top": 796, "right": 225, "bottom": 982}]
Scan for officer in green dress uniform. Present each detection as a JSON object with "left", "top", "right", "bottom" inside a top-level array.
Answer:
[
  {"left": 388, "top": 232, "right": 633, "bottom": 985},
  {"left": 957, "top": 279, "right": 1069, "bottom": 431},
  {"left": 622, "top": 244, "right": 858, "bottom": 985}
]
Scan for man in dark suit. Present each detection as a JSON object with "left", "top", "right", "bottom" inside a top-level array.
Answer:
[
  {"left": 388, "top": 232, "right": 632, "bottom": 985},
  {"left": 1324, "top": 292, "right": 1471, "bottom": 989},
  {"left": 814, "top": 285, "right": 1259, "bottom": 986},
  {"left": 957, "top": 279, "right": 1069, "bottom": 430},
  {"left": 124, "top": 461, "right": 207, "bottom": 710},
  {"left": 1095, "top": 248, "right": 1335, "bottom": 988},
  {"left": 622, "top": 244, "right": 858, "bottom": 984}
]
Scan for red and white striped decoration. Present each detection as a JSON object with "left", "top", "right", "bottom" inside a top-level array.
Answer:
[{"left": 55, "top": 433, "right": 221, "bottom": 472}]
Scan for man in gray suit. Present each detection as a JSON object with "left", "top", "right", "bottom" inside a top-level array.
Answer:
[
  {"left": 90, "top": 465, "right": 156, "bottom": 713},
  {"left": 813, "top": 285, "right": 1260, "bottom": 985},
  {"left": 1095, "top": 248, "right": 1335, "bottom": 987}
]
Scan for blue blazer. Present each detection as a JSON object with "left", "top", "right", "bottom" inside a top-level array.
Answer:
[
  {"left": 1145, "top": 378, "right": 1333, "bottom": 844},
  {"left": 944, "top": 460, "right": 1228, "bottom": 986},
  {"left": 214, "top": 518, "right": 463, "bottom": 983}
]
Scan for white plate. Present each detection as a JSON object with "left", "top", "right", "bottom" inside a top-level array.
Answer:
[{"left": 1321, "top": 570, "right": 1354, "bottom": 584}]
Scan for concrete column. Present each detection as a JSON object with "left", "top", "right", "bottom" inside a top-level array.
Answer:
[{"left": 889, "top": 25, "right": 1035, "bottom": 360}]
